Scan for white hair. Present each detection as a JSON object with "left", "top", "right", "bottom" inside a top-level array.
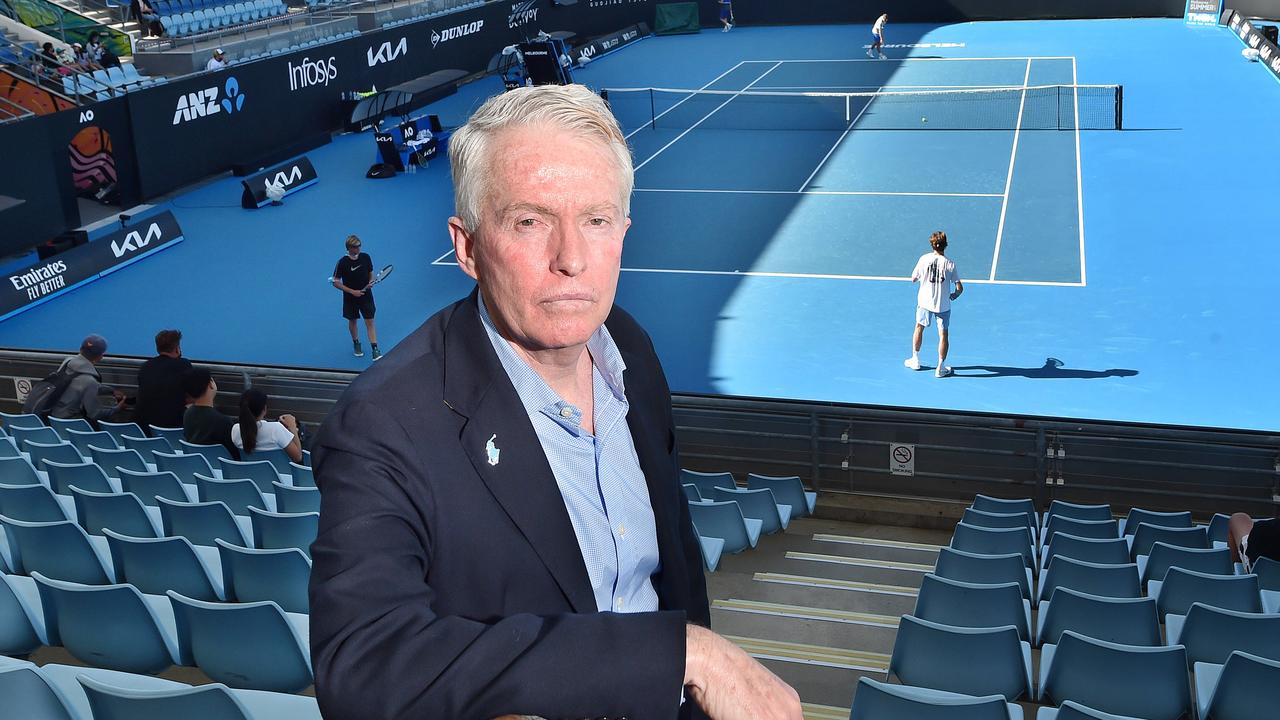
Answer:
[{"left": 448, "top": 84, "right": 633, "bottom": 233}]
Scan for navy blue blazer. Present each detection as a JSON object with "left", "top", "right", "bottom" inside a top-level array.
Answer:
[{"left": 310, "top": 289, "right": 711, "bottom": 720}]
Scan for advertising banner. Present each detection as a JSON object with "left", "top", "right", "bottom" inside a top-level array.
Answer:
[
  {"left": 1226, "top": 8, "right": 1280, "bottom": 82},
  {"left": 1185, "top": 0, "right": 1222, "bottom": 25},
  {"left": 240, "top": 156, "right": 319, "bottom": 208}
]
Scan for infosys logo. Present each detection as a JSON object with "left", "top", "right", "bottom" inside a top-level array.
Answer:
[
  {"left": 288, "top": 56, "right": 338, "bottom": 91},
  {"left": 431, "top": 20, "right": 484, "bottom": 48},
  {"left": 508, "top": 0, "right": 538, "bottom": 29},
  {"left": 172, "top": 76, "right": 245, "bottom": 125},
  {"left": 368, "top": 37, "right": 407, "bottom": 66}
]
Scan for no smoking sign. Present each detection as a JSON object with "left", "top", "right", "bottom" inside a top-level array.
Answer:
[{"left": 890, "top": 443, "right": 915, "bottom": 476}]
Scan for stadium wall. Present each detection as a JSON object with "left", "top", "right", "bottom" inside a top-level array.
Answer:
[
  {"left": 1233, "top": 0, "right": 1280, "bottom": 17},
  {"left": 695, "top": 0, "right": 1187, "bottom": 27}
]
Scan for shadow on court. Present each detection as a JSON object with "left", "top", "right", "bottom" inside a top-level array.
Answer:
[{"left": 952, "top": 358, "right": 1138, "bottom": 379}]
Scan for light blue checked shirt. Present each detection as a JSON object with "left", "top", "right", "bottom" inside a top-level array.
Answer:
[{"left": 479, "top": 297, "right": 661, "bottom": 614}]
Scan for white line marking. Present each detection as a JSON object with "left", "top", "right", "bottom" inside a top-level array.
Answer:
[
  {"left": 752, "top": 84, "right": 1026, "bottom": 91},
  {"left": 1073, "top": 56, "right": 1086, "bottom": 286},
  {"left": 742, "top": 56, "right": 1075, "bottom": 63},
  {"left": 431, "top": 247, "right": 456, "bottom": 264},
  {"left": 633, "top": 62, "right": 782, "bottom": 172},
  {"left": 622, "top": 60, "right": 746, "bottom": 141},
  {"left": 989, "top": 58, "right": 1032, "bottom": 282},
  {"left": 798, "top": 86, "right": 880, "bottom": 191},
  {"left": 633, "top": 188, "right": 1003, "bottom": 198},
  {"left": 428, "top": 260, "right": 1083, "bottom": 286}
]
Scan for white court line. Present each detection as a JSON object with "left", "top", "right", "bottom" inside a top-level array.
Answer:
[
  {"left": 633, "top": 187, "right": 1003, "bottom": 198},
  {"left": 633, "top": 62, "right": 782, "bottom": 172},
  {"left": 431, "top": 247, "right": 456, "bottom": 264},
  {"left": 743, "top": 56, "right": 1074, "bottom": 63},
  {"left": 622, "top": 61, "right": 746, "bottom": 142},
  {"left": 797, "top": 86, "right": 881, "bottom": 192},
  {"left": 752, "top": 84, "right": 1025, "bottom": 91},
  {"left": 1073, "top": 57, "right": 1087, "bottom": 286},
  {"left": 989, "top": 58, "right": 1032, "bottom": 282},
  {"left": 428, "top": 257, "right": 1084, "bottom": 286}
]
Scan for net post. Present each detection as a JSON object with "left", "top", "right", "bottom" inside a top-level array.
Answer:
[
  {"left": 1057, "top": 85, "right": 1061, "bottom": 130},
  {"left": 1115, "top": 85, "right": 1123, "bottom": 130},
  {"left": 650, "top": 89, "right": 656, "bottom": 131},
  {"left": 845, "top": 94, "right": 851, "bottom": 125}
]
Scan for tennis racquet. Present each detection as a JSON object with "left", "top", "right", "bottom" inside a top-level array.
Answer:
[{"left": 364, "top": 264, "right": 394, "bottom": 290}]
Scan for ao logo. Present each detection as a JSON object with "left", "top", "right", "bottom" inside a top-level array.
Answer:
[
  {"left": 264, "top": 166, "right": 303, "bottom": 191},
  {"left": 368, "top": 37, "right": 407, "bottom": 66},
  {"left": 112, "top": 222, "right": 163, "bottom": 258},
  {"left": 172, "top": 77, "right": 245, "bottom": 125}
]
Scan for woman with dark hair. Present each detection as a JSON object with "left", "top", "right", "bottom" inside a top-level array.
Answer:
[{"left": 231, "top": 388, "right": 302, "bottom": 462}]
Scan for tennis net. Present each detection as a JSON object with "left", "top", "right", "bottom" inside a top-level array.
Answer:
[{"left": 604, "top": 84, "right": 1123, "bottom": 132}]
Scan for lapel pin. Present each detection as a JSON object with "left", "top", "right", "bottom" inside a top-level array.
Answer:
[{"left": 485, "top": 434, "right": 501, "bottom": 466}]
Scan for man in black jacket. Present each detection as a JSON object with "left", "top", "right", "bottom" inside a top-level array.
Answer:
[{"left": 135, "top": 329, "right": 192, "bottom": 433}]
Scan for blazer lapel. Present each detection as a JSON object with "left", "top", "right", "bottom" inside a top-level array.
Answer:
[{"left": 442, "top": 291, "right": 597, "bottom": 614}]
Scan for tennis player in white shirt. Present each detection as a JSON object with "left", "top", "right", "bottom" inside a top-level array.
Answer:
[
  {"left": 869, "top": 13, "right": 889, "bottom": 59},
  {"left": 905, "top": 231, "right": 963, "bottom": 377}
]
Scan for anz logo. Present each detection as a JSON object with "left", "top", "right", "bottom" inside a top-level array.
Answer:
[
  {"left": 172, "top": 77, "right": 246, "bottom": 126},
  {"left": 111, "top": 222, "right": 164, "bottom": 258},
  {"left": 368, "top": 37, "right": 407, "bottom": 67},
  {"left": 265, "top": 166, "right": 304, "bottom": 191},
  {"left": 508, "top": 0, "right": 538, "bottom": 29}
]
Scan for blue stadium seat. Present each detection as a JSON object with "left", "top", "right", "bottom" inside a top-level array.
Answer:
[
  {"left": 0, "top": 573, "right": 46, "bottom": 654},
  {"left": 1037, "top": 556, "right": 1141, "bottom": 604},
  {"left": 0, "top": 483, "right": 72, "bottom": 523},
  {"left": 889, "top": 615, "right": 1032, "bottom": 701},
  {"left": 971, "top": 495, "right": 1036, "bottom": 524},
  {"left": 103, "top": 528, "right": 224, "bottom": 601},
  {"left": 711, "top": 486, "right": 790, "bottom": 534},
  {"left": 179, "top": 440, "right": 233, "bottom": 467},
  {"left": 1041, "top": 532, "right": 1129, "bottom": 570},
  {"left": 196, "top": 474, "right": 275, "bottom": 516},
  {"left": 850, "top": 676, "right": 1023, "bottom": 720},
  {"left": 77, "top": 672, "right": 324, "bottom": 719},
  {"left": 1148, "top": 566, "right": 1262, "bottom": 620},
  {"left": 47, "top": 417, "right": 94, "bottom": 440},
  {"left": 1041, "top": 516, "right": 1120, "bottom": 548},
  {"left": 0, "top": 438, "right": 20, "bottom": 459},
  {"left": 1042, "top": 500, "right": 1112, "bottom": 528},
  {"left": 11, "top": 425, "right": 61, "bottom": 447},
  {"left": 962, "top": 508, "right": 1036, "bottom": 546},
  {"left": 1136, "top": 541, "right": 1231, "bottom": 585},
  {"left": 89, "top": 447, "right": 151, "bottom": 480},
  {"left": 1254, "top": 555, "right": 1280, "bottom": 591},
  {"left": 271, "top": 483, "right": 318, "bottom": 514},
  {"left": 44, "top": 460, "right": 116, "bottom": 496},
  {"left": 65, "top": 429, "right": 119, "bottom": 456},
  {"left": 680, "top": 469, "right": 735, "bottom": 500},
  {"left": 0, "top": 412, "right": 45, "bottom": 430},
  {"left": 157, "top": 497, "right": 252, "bottom": 547},
  {"left": 1194, "top": 650, "right": 1280, "bottom": 720},
  {"left": 69, "top": 486, "right": 161, "bottom": 538},
  {"left": 934, "top": 546, "right": 1033, "bottom": 601},
  {"left": 0, "top": 516, "right": 114, "bottom": 583},
  {"left": 1034, "top": 701, "right": 1145, "bottom": 720},
  {"left": 215, "top": 540, "right": 309, "bottom": 613},
  {"left": 745, "top": 473, "right": 816, "bottom": 517},
  {"left": 25, "top": 441, "right": 84, "bottom": 471},
  {"left": 98, "top": 422, "right": 147, "bottom": 447},
  {"left": 240, "top": 447, "right": 293, "bottom": 478},
  {"left": 687, "top": 500, "right": 760, "bottom": 554},
  {"left": 1205, "top": 512, "right": 1231, "bottom": 546},
  {"left": 121, "top": 435, "right": 174, "bottom": 465},
  {"left": 286, "top": 462, "right": 313, "bottom": 488},
  {"left": 1037, "top": 630, "right": 1190, "bottom": 720},
  {"left": 154, "top": 450, "right": 215, "bottom": 485},
  {"left": 0, "top": 659, "right": 78, "bottom": 719},
  {"left": 1034, "top": 586, "right": 1160, "bottom": 648},
  {"left": 168, "top": 591, "right": 312, "bottom": 692},
  {"left": 33, "top": 572, "right": 181, "bottom": 674},
  {"left": 148, "top": 426, "right": 185, "bottom": 447},
  {"left": 117, "top": 468, "right": 194, "bottom": 506},
  {"left": 694, "top": 526, "right": 723, "bottom": 572},
  {"left": 681, "top": 483, "right": 701, "bottom": 502},
  {"left": 1120, "top": 507, "right": 1192, "bottom": 536},
  {"left": 247, "top": 507, "right": 316, "bottom": 556},
  {"left": 951, "top": 523, "right": 1035, "bottom": 570},
  {"left": 1164, "top": 601, "right": 1280, "bottom": 668},
  {"left": 913, "top": 573, "right": 1031, "bottom": 641},
  {"left": 217, "top": 458, "right": 281, "bottom": 495},
  {"left": 1126, "top": 523, "right": 1207, "bottom": 560},
  {"left": 0, "top": 457, "right": 43, "bottom": 488}
]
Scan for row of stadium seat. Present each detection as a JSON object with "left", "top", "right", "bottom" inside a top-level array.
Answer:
[
  {"left": 238, "top": 30, "right": 359, "bottom": 62},
  {"left": 679, "top": 468, "right": 817, "bottom": 571},
  {"left": 157, "top": 0, "right": 289, "bottom": 38},
  {"left": 848, "top": 494, "right": 1280, "bottom": 718},
  {"left": 60, "top": 66, "right": 164, "bottom": 102},
  {"left": 0, "top": 655, "right": 321, "bottom": 719},
  {"left": 381, "top": 0, "right": 486, "bottom": 28}
]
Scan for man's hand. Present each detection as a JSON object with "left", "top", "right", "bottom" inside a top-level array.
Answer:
[
  {"left": 349, "top": 288, "right": 365, "bottom": 297},
  {"left": 684, "top": 624, "right": 802, "bottom": 720}
]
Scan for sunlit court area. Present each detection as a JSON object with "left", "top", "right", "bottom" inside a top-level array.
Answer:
[{"left": 1, "top": 0, "right": 1279, "bottom": 717}]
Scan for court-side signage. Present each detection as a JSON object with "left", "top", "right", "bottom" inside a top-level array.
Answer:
[
  {"left": 0, "top": 211, "right": 184, "bottom": 322},
  {"left": 1185, "top": 0, "right": 1221, "bottom": 26},
  {"left": 570, "top": 22, "right": 650, "bottom": 63},
  {"left": 240, "top": 156, "right": 319, "bottom": 209},
  {"left": 1226, "top": 9, "right": 1280, "bottom": 82}
]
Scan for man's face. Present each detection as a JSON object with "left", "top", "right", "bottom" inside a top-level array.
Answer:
[{"left": 451, "top": 124, "right": 630, "bottom": 354}]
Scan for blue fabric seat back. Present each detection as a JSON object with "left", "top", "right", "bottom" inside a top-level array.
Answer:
[{"left": 889, "top": 614, "right": 1030, "bottom": 701}]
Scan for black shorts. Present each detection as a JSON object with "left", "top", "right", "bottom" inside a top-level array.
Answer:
[
  {"left": 343, "top": 293, "right": 376, "bottom": 320},
  {"left": 1243, "top": 517, "right": 1280, "bottom": 571}
]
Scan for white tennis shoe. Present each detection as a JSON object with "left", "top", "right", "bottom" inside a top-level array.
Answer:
[
  {"left": 904, "top": 357, "right": 921, "bottom": 370},
  {"left": 936, "top": 366, "right": 953, "bottom": 378}
]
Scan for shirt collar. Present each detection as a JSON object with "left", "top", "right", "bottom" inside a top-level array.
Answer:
[{"left": 477, "top": 293, "right": 628, "bottom": 417}]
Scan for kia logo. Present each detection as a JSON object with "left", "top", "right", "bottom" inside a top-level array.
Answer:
[
  {"left": 112, "top": 223, "right": 163, "bottom": 258},
  {"left": 368, "top": 37, "right": 407, "bottom": 66}
]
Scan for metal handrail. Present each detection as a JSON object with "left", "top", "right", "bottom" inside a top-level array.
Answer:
[{"left": 0, "top": 95, "right": 36, "bottom": 122}]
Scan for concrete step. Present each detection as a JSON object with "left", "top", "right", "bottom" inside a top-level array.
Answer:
[
  {"left": 743, "top": 572, "right": 919, "bottom": 616},
  {"left": 742, "top": 549, "right": 933, "bottom": 588},
  {"left": 802, "top": 703, "right": 850, "bottom": 720},
  {"left": 712, "top": 599, "right": 899, "bottom": 654}
]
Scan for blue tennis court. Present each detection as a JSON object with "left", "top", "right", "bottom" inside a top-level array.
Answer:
[{"left": 1, "top": 19, "right": 1276, "bottom": 431}]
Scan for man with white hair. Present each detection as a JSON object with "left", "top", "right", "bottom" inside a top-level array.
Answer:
[{"left": 311, "top": 84, "right": 802, "bottom": 720}]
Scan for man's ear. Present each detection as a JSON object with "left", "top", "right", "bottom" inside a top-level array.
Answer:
[{"left": 448, "top": 217, "right": 480, "bottom": 281}]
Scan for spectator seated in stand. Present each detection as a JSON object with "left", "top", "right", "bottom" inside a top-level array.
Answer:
[
  {"left": 182, "top": 367, "right": 240, "bottom": 460},
  {"left": 50, "top": 334, "right": 127, "bottom": 425},
  {"left": 231, "top": 388, "right": 302, "bottom": 464},
  {"left": 136, "top": 329, "right": 193, "bottom": 435},
  {"left": 1227, "top": 513, "right": 1280, "bottom": 572}
]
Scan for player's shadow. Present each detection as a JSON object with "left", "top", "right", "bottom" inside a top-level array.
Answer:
[{"left": 951, "top": 358, "right": 1138, "bottom": 379}]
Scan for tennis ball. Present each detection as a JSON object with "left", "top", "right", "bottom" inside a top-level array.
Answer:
[{"left": 921, "top": 116, "right": 928, "bottom": 124}]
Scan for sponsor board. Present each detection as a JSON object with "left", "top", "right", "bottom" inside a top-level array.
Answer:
[
  {"left": 0, "top": 211, "right": 184, "bottom": 321},
  {"left": 172, "top": 76, "right": 246, "bottom": 125},
  {"left": 289, "top": 56, "right": 339, "bottom": 91},
  {"left": 1225, "top": 8, "right": 1280, "bottom": 83},
  {"left": 508, "top": 0, "right": 539, "bottom": 29},
  {"left": 368, "top": 37, "right": 408, "bottom": 66},
  {"left": 431, "top": 19, "right": 485, "bottom": 48},
  {"left": 860, "top": 42, "right": 967, "bottom": 49},
  {"left": 241, "top": 156, "right": 319, "bottom": 208},
  {"left": 1185, "top": 0, "right": 1221, "bottom": 26},
  {"left": 570, "top": 23, "right": 649, "bottom": 63}
]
